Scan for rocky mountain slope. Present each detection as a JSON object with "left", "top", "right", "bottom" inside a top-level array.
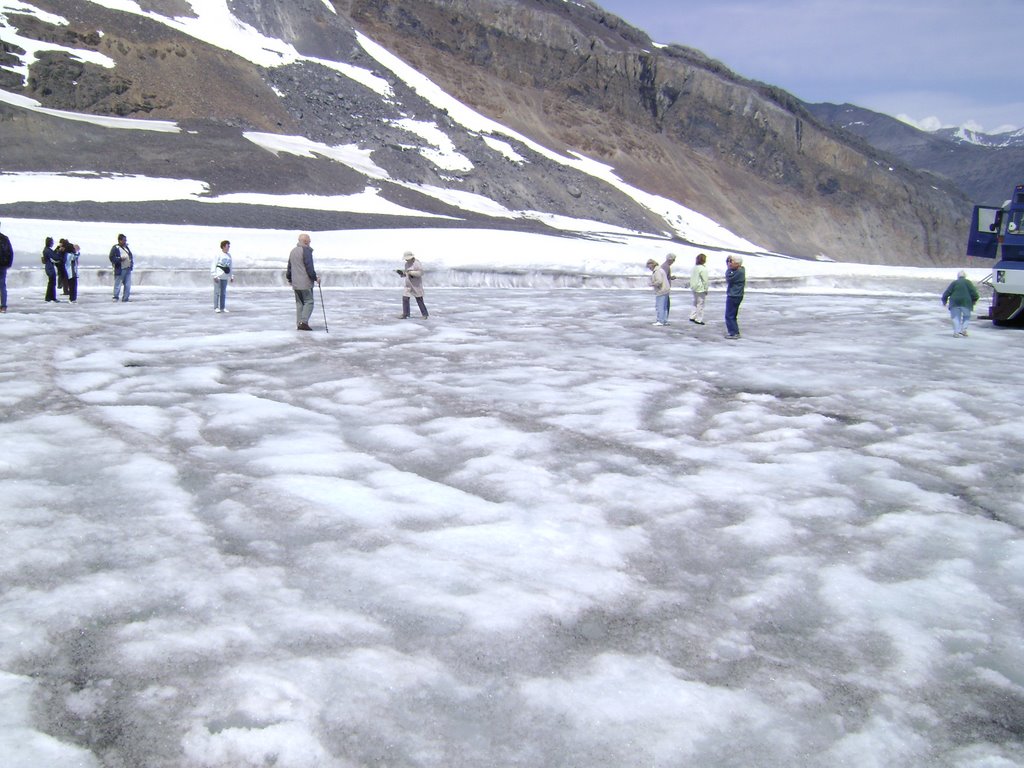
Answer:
[
  {"left": 806, "top": 102, "right": 1024, "bottom": 206},
  {"left": 0, "top": 0, "right": 973, "bottom": 265}
]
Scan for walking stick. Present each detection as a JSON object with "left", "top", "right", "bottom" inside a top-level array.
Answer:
[{"left": 317, "top": 281, "right": 329, "bottom": 333}]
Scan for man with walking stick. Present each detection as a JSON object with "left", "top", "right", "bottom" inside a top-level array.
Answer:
[{"left": 286, "top": 233, "right": 319, "bottom": 331}]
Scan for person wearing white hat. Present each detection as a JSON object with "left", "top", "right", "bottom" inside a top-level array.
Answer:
[
  {"left": 941, "top": 269, "right": 979, "bottom": 337},
  {"left": 397, "top": 251, "right": 428, "bottom": 319}
]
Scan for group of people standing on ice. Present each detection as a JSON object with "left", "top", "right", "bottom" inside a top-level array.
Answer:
[
  {"left": 41, "top": 236, "right": 83, "bottom": 303},
  {"left": 0, "top": 221, "right": 984, "bottom": 338},
  {"left": 647, "top": 252, "right": 745, "bottom": 338},
  {"left": 647, "top": 251, "right": 984, "bottom": 340}
]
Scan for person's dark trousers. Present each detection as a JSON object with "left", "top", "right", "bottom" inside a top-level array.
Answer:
[
  {"left": 44, "top": 273, "right": 58, "bottom": 302},
  {"left": 402, "top": 297, "right": 428, "bottom": 318},
  {"left": 725, "top": 295, "right": 743, "bottom": 336},
  {"left": 68, "top": 277, "right": 78, "bottom": 303}
]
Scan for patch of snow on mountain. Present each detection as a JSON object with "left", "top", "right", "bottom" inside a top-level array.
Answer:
[
  {"left": 481, "top": 136, "right": 526, "bottom": 164},
  {"left": 243, "top": 132, "right": 391, "bottom": 179},
  {"left": 203, "top": 189, "right": 452, "bottom": 219},
  {"left": 0, "top": 171, "right": 206, "bottom": 204},
  {"left": 389, "top": 119, "right": 474, "bottom": 173},
  {"left": 0, "top": 88, "right": 180, "bottom": 131}
]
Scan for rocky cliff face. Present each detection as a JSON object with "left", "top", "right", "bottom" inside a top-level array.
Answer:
[
  {"left": 345, "top": 0, "right": 970, "bottom": 264},
  {"left": 1, "top": 0, "right": 971, "bottom": 265}
]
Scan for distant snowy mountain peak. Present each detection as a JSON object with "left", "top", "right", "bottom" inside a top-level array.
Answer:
[
  {"left": 806, "top": 102, "right": 1024, "bottom": 204},
  {"left": 937, "top": 124, "right": 1024, "bottom": 149}
]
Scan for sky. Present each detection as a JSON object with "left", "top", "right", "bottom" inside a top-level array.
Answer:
[{"left": 595, "top": 0, "right": 1023, "bottom": 135}]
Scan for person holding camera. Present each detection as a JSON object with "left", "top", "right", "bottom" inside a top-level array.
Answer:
[
  {"left": 396, "top": 251, "right": 428, "bottom": 319},
  {"left": 212, "top": 239, "right": 234, "bottom": 313},
  {"left": 109, "top": 233, "right": 134, "bottom": 302},
  {"left": 646, "top": 258, "right": 670, "bottom": 326},
  {"left": 724, "top": 255, "right": 745, "bottom": 339}
]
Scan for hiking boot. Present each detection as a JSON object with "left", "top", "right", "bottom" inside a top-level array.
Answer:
[{"left": 297, "top": 322, "right": 312, "bottom": 331}]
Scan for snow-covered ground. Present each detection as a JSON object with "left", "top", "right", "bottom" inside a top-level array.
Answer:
[{"left": 1, "top": 279, "right": 1022, "bottom": 768}]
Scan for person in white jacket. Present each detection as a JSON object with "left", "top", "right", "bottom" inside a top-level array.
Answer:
[
  {"left": 212, "top": 239, "right": 234, "bottom": 312},
  {"left": 688, "top": 253, "right": 709, "bottom": 325}
]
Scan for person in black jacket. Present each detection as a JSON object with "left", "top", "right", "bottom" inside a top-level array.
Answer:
[
  {"left": 43, "top": 236, "right": 61, "bottom": 303},
  {"left": 55, "top": 239, "right": 71, "bottom": 297},
  {"left": 0, "top": 221, "right": 12, "bottom": 313}
]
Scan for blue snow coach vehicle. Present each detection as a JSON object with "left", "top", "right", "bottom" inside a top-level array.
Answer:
[{"left": 966, "top": 182, "right": 1024, "bottom": 325}]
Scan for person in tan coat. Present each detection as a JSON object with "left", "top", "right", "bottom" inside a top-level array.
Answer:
[{"left": 397, "top": 251, "right": 429, "bottom": 319}]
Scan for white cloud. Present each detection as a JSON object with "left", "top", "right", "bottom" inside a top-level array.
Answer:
[{"left": 896, "top": 114, "right": 947, "bottom": 133}]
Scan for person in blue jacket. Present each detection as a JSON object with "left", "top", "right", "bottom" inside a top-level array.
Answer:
[{"left": 724, "top": 255, "right": 745, "bottom": 339}]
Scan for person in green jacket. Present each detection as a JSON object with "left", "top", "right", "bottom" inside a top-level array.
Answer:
[{"left": 941, "top": 270, "right": 980, "bottom": 337}]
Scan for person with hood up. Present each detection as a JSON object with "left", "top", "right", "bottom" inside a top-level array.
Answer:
[{"left": 941, "top": 270, "right": 980, "bottom": 337}]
